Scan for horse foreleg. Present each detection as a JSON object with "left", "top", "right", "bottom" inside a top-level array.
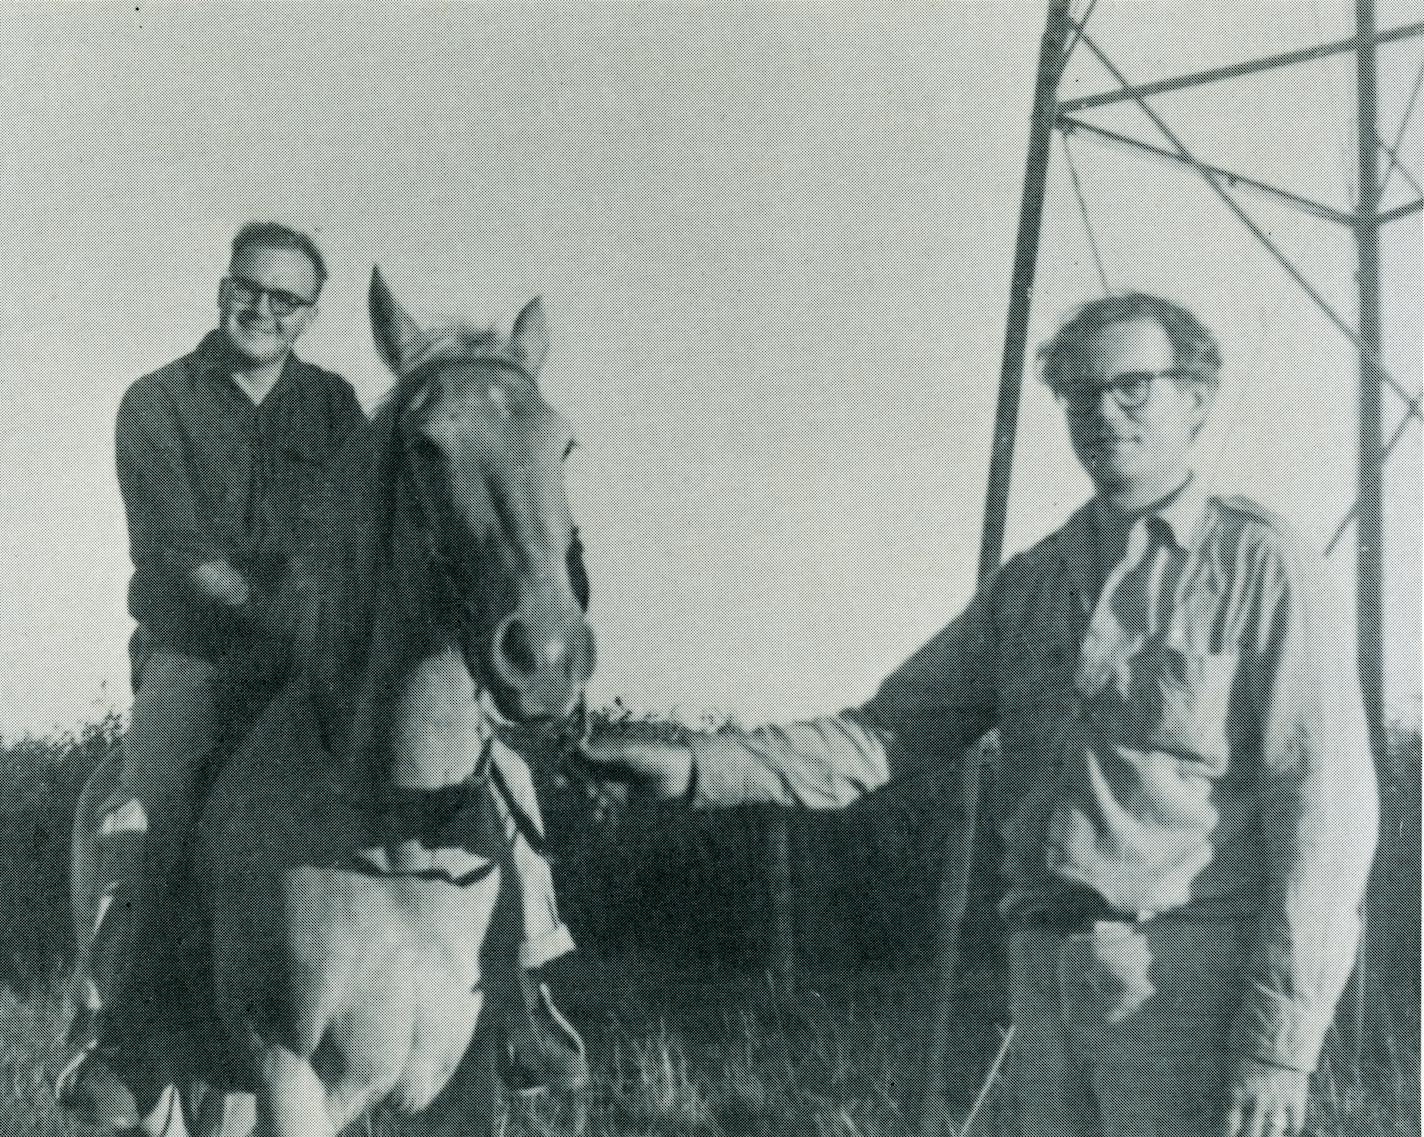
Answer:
[
  {"left": 135, "top": 1085, "right": 187, "bottom": 1137},
  {"left": 464, "top": 1025, "right": 506, "bottom": 1137},
  {"left": 70, "top": 748, "right": 126, "bottom": 1014},
  {"left": 254, "top": 1046, "right": 336, "bottom": 1137},
  {"left": 186, "top": 1085, "right": 257, "bottom": 1137},
  {"left": 426, "top": 1015, "right": 506, "bottom": 1137}
]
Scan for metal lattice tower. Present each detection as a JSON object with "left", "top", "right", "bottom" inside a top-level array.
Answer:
[{"left": 919, "top": 4, "right": 1424, "bottom": 1131}]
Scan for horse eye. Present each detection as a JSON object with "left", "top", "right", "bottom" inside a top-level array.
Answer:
[{"left": 563, "top": 439, "right": 579, "bottom": 460}]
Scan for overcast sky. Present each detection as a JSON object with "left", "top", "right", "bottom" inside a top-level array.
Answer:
[{"left": 1, "top": 2, "right": 1420, "bottom": 737}]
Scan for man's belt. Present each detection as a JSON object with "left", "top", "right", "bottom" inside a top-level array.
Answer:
[{"left": 1021, "top": 887, "right": 1157, "bottom": 932}]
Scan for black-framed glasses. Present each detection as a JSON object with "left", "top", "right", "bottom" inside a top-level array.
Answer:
[
  {"left": 225, "top": 275, "right": 316, "bottom": 319},
  {"left": 1055, "top": 368, "right": 1187, "bottom": 413}
]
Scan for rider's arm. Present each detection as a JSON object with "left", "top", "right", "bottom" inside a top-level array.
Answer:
[
  {"left": 1229, "top": 533, "right": 1378, "bottom": 1075},
  {"left": 116, "top": 381, "right": 230, "bottom": 594}
]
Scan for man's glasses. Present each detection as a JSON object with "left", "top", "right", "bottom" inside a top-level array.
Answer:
[
  {"left": 1055, "top": 368, "right": 1187, "bottom": 413},
  {"left": 225, "top": 276, "right": 315, "bottom": 319}
]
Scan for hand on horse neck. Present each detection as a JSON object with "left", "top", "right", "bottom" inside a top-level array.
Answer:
[{"left": 388, "top": 647, "right": 490, "bottom": 791}]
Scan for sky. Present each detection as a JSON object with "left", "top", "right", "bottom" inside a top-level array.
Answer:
[{"left": 1, "top": 1, "right": 1420, "bottom": 738}]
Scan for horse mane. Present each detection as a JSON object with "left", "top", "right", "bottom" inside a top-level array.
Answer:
[
  {"left": 263, "top": 371, "right": 437, "bottom": 764},
  {"left": 268, "top": 324, "right": 530, "bottom": 762}
]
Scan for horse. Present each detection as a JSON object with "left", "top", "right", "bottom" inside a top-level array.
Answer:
[{"left": 70, "top": 270, "right": 596, "bottom": 1137}]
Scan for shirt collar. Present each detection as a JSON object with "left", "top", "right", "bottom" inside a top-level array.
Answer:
[
  {"left": 1090, "top": 472, "right": 1209, "bottom": 552},
  {"left": 1054, "top": 474, "right": 1210, "bottom": 602},
  {"left": 191, "top": 329, "right": 234, "bottom": 385},
  {"left": 1153, "top": 473, "right": 1210, "bottom": 548},
  {"left": 191, "top": 329, "right": 309, "bottom": 399}
]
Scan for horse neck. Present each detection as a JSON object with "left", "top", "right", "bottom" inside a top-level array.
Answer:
[
  {"left": 296, "top": 398, "right": 502, "bottom": 800},
  {"left": 385, "top": 646, "right": 496, "bottom": 792},
  {"left": 330, "top": 472, "right": 494, "bottom": 798},
  {"left": 321, "top": 600, "right": 495, "bottom": 804}
]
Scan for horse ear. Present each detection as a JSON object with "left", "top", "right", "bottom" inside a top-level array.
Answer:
[
  {"left": 369, "top": 268, "right": 427, "bottom": 376},
  {"left": 509, "top": 297, "right": 549, "bottom": 377}
]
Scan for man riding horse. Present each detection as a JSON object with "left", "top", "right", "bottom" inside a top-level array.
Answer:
[{"left": 61, "top": 223, "right": 588, "bottom": 1131}]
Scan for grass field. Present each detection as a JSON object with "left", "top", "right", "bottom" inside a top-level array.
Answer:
[
  {"left": 0, "top": 959, "right": 1415, "bottom": 1137},
  {"left": 0, "top": 712, "right": 1416, "bottom": 1136}
]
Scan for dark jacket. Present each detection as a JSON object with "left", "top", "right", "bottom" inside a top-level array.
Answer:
[{"left": 116, "top": 331, "right": 365, "bottom": 660}]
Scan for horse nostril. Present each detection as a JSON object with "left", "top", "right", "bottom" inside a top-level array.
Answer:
[
  {"left": 496, "top": 617, "right": 538, "bottom": 679},
  {"left": 492, "top": 610, "right": 594, "bottom": 717}
]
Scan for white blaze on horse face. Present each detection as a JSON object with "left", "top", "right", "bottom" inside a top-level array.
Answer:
[
  {"left": 405, "top": 363, "right": 590, "bottom": 723},
  {"left": 368, "top": 271, "right": 593, "bottom": 724}
]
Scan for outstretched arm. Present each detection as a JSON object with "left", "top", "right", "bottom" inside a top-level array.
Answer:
[{"left": 581, "top": 580, "right": 1001, "bottom": 809}]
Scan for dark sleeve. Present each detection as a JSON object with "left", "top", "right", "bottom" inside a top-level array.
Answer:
[
  {"left": 116, "top": 381, "right": 222, "bottom": 578},
  {"left": 327, "top": 376, "right": 367, "bottom": 452}
]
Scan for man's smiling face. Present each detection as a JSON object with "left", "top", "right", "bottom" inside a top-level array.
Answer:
[{"left": 218, "top": 244, "right": 320, "bottom": 368}]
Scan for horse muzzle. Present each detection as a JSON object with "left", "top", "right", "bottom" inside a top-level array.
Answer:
[{"left": 488, "top": 605, "right": 596, "bottom": 725}]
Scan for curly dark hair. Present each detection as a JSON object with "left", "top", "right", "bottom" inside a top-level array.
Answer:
[
  {"left": 1039, "top": 292, "right": 1221, "bottom": 393},
  {"left": 230, "top": 221, "right": 328, "bottom": 296}
]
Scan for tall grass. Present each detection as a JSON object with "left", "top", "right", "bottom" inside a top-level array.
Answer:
[
  {"left": 0, "top": 712, "right": 123, "bottom": 990},
  {"left": 0, "top": 709, "right": 1415, "bottom": 1136}
]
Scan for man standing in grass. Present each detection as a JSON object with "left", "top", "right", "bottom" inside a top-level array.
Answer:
[{"left": 583, "top": 293, "right": 1378, "bottom": 1137}]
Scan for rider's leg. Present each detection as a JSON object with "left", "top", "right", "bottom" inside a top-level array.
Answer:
[
  {"left": 492, "top": 743, "right": 576, "bottom": 971},
  {"left": 488, "top": 743, "right": 587, "bottom": 1094},
  {"left": 64, "top": 651, "right": 221, "bottom": 1127},
  {"left": 96, "top": 651, "right": 220, "bottom": 1013}
]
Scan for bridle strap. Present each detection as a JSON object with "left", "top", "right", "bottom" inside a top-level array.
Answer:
[
  {"left": 488, "top": 752, "right": 552, "bottom": 860},
  {"left": 346, "top": 732, "right": 555, "bottom": 884},
  {"left": 401, "top": 438, "right": 482, "bottom": 632}
]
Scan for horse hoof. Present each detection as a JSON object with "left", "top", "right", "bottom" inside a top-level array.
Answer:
[{"left": 56, "top": 1047, "right": 142, "bottom": 1132}]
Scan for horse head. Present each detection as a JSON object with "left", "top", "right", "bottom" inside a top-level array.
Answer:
[{"left": 369, "top": 269, "right": 595, "bottom": 729}]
